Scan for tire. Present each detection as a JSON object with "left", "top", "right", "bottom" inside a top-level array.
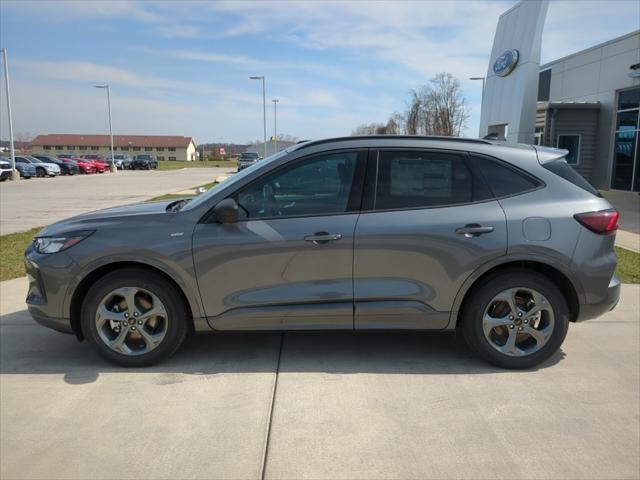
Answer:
[
  {"left": 36, "top": 167, "right": 45, "bottom": 178},
  {"left": 459, "top": 270, "right": 569, "bottom": 369},
  {"left": 81, "top": 268, "right": 189, "bottom": 367}
]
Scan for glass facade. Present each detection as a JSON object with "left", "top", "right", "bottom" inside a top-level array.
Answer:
[{"left": 612, "top": 87, "right": 640, "bottom": 191}]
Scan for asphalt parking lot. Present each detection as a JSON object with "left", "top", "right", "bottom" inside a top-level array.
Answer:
[
  {"left": 1, "top": 276, "right": 638, "bottom": 480},
  {"left": 0, "top": 168, "right": 232, "bottom": 235}
]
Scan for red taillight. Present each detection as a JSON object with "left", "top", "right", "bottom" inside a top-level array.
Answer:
[{"left": 574, "top": 209, "right": 619, "bottom": 234}]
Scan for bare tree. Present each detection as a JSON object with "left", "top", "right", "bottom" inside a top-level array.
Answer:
[
  {"left": 352, "top": 123, "right": 385, "bottom": 135},
  {"left": 424, "top": 73, "right": 469, "bottom": 136}
]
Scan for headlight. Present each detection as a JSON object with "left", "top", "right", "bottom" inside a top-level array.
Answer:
[{"left": 34, "top": 231, "right": 94, "bottom": 254}]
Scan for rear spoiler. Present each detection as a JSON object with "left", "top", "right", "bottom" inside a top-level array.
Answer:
[{"left": 534, "top": 145, "right": 569, "bottom": 165}]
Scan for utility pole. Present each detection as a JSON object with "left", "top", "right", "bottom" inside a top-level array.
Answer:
[
  {"left": 249, "top": 76, "right": 267, "bottom": 158},
  {"left": 1, "top": 49, "right": 19, "bottom": 181},
  {"left": 95, "top": 84, "right": 116, "bottom": 172},
  {"left": 272, "top": 99, "right": 279, "bottom": 154}
]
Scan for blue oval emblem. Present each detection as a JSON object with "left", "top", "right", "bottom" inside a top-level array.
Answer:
[{"left": 493, "top": 49, "right": 519, "bottom": 77}]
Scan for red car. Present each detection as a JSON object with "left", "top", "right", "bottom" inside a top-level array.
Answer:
[
  {"left": 68, "top": 157, "right": 96, "bottom": 174},
  {"left": 81, "top": 155, "right": 109, "bottom": 173}
]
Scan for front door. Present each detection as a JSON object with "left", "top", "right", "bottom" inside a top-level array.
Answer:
[
  {"left": 353, "top": 149, "right": 508, "bottom": 329},
  {"left": 193, "top": 149, "right": 366, "bottom": 330}
]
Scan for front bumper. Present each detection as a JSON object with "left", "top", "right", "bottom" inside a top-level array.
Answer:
[
  {"left": 0, "top": 170, "right": 11, "bottom": 180},
  {"left": 576, "top": 274, "right": 621, "bottom": 321}
]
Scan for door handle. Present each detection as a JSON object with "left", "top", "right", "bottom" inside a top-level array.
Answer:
[
  {"left": 304, "top": 232, "right": 343, "bottom": 245},
  {"left": 455, "top": 224, "right": 494, "bottom": 237}
]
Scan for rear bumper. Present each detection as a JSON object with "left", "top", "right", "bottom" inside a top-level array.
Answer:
[{"left": 576, "top": 274, "right": 621, "bottom": 321}]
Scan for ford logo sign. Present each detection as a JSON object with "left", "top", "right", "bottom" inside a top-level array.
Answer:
[{"left": 493, "top": 49, "right": 519, "bottom": 77}]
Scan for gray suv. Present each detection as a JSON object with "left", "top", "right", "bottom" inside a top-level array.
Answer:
[{"left": 25, "top": 136, "right": 620, "bottom": 368}]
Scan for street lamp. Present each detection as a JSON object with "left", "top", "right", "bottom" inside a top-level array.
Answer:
[
  {"left": 94, "top": 84, "right": 116, "bottom": 172},
  {"left": 469, "top": 76, "right": 485, "bottom": 101},
  {"left": 272, "top": 99, "right": 279, "bottom": 154},
  {"left": 1, "top": 48, "right": 19, "bottom": 181},
  {"left": 249, "top": 75, "right": 267, "bottom": 158}
]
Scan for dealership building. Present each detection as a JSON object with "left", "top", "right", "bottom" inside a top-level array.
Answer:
[
  {"left": 480, "top": 0, "right": 639, "bottom": 192},
  {"left": 31, "top": 134, "right": 198, "bottom": 161}
]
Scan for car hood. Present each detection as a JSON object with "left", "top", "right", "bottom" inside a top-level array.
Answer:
[{"left": 38, "top": 200, "right": 176, "bottom": 236}]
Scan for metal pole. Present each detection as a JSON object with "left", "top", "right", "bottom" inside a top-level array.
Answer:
[
  {"left": 1, "top": 49, "right": 18, "bottom": 180},
  {"left": 273, "top": 99, "right": 278, "bottom": 153},
  {"left": 261, "top": 77, "right": 266, "bottom": 158},
  {"left": 106, "top": 85, "right": 115, "bottom": 171}
]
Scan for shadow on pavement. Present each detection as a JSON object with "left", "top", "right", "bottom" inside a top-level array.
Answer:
[{"left": 0, "top": 310, "right": 564, "bottom": 384}]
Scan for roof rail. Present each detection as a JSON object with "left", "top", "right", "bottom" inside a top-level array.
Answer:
[{"left": 294, "top": 135, "right": 493, "bottom": 150}]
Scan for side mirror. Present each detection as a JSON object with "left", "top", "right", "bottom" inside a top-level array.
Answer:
[{"left": 214, "top": 198, "right": 239, "bottom": 223}]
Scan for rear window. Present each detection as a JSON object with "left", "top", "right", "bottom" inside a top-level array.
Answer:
[
  {"left": 471, "top": 155, "right": 542, "bottom": 197},
  {"left": 542, "top": 158, "right": 601, "bottom": 197}
]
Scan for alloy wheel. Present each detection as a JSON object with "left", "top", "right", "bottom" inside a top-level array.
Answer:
[
  {"left": 482, "top": 287, "right": 555, "bottom": 357},
  {"left": 95, "top": 287, "right": 168, "bottom": 356}
]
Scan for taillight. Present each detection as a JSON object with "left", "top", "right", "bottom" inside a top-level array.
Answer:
[{"left": 574, "top": 209, "right": 619, "bottom": 234}]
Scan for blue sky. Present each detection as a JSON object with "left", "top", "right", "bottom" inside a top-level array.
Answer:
[{"left": 1, "top": 0, "right": 638, "bottom": 144}]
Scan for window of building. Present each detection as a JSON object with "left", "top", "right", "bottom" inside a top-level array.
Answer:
[
  {"left": 67, "top": 146, "right": 75, "bottom": 150},
  {"left": 144, "top": 147, "right": 152, "bottom": 151},
  {"left": 91, "top": 146, "right": 99, "bottom": 151},
  {"left": 538, "top": 69, "right": 551, "bottom": 102},
  {"left": 132, "top": 147, "right": 141, "bottom": 151},
  {"left": 168, "top": 156, "right": 176, "bottom": 161},
  {"left": 557, "top": 135, "right": 581, "bottom": 165},
  {"left": 612, "top": 87, "right": 640, "bottom": 191},
  {"left": 79, "top": 146, "right": 87, "bottom": 150},
  {"left": 471, "top": 155, "right": 542, "bottom": 198},
  {"left": 55, "top": 146, "right": 64, "bottom": 150},
  {"left": 43, "top": 145, "right": 51, "bottom": 150},
  {"left": 374, "top": 151, "right": 492, "bottom": 210},
  {"left": 236, "top": 152, "right": 360, "bottom": 219},
  {"left": 168, "top": 147, "right": 176, "bottom": 152},
  {"left": 158, "top": 156, "right": 165, "bottom": 161},
  {"left": 157, "top": 147, "right": 165, "bottom": 152},
  {"left": 121, "top": 146, "right": 129, "bottom": 151}
]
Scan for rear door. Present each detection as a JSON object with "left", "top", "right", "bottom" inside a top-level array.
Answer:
[
  {"left": 353, "top": 148, "right": 507, "bottom": 329},
  {"left": 193, "top": 149, "right": 367, "bottom": 330}
]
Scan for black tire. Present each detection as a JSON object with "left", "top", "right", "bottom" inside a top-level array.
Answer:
[
  {"left": 81, "top": 268, "right": 189, "bottom": 367},
  {"left": 459, "top": 270, "right": 569, "bottom": 369},
  {"left": 36, "top": 167, "right": 45, "bottom": 178}
]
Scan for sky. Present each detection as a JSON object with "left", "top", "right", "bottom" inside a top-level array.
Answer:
[{"left": 0, "top": 0, "right": 638, "bottom": 145}]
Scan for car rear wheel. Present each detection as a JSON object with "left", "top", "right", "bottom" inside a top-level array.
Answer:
[
  {"left": 460, "top": 270, "right": 569, "bottom": 369},
  {"left": 81, "top": 268, "right": 189, "bottom": 367},
  {"left": 36, "top": 167, "right": 45, "bottom": 177}
]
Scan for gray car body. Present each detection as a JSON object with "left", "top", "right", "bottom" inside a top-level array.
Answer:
[{"left": 25, "top": 137, "right": 619, "bottom": 339}]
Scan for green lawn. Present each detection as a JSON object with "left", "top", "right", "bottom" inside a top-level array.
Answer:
[
  {"left": 615, "top": 246, "right": 640, "bottom": 284},
  {"left": 0, "top": 227, "right": 41, "bottom": 281},
  {"left": 157, "top": 160, "right": 236, "bottom": 170}
]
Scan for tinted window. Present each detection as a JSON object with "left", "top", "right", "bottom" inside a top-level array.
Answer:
[
  {"left": 471, "top": 155, "right": 542, "bottom": 197},
  {"left": 543, "top": 158, "right": 601, "bottom": 197},
  {"left": 374, "top": 151, "right": 492, "bottom": 210},
  {"left": 538, "top": 69, "right": 551, "bottom": 101},
  {"left": 236, "top": 152, "right": 360, "bottom": 219},
  {"left": 557, "top": 135, "right": 580, "bottom": 165}
]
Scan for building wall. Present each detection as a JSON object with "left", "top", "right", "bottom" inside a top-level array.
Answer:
[
  {"left": 541, "top": 31, "right": 640, "bottom": 188},
  {"left": 32, "top": 144, "right": 194, "bottom": 161}
]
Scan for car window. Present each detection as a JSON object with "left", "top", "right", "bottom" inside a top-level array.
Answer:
[
  {"left": 374, "top": 150, "right": 492, "bottom": 210},
  {"left": 470, "top": 155, "right": 542, "bottom": 198},
  {"left": 542, "top": 158, "right": 601, "bottom": 197},
  {"left": 236, "top": 152, "right": 360, "bottom": 219}
]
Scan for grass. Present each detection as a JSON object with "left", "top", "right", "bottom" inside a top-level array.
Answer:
[
  {"left": 2, "top": 226, "right": 639, "bottom": 285},
  {"left": 157, "top": 160, "right": 236, "bottom": 170},
  {"left": 0, "top": 227, "right": 41, "bottom": 281},
  {"left": 615, "top": 246, "right": 640, "bottom": 284}
]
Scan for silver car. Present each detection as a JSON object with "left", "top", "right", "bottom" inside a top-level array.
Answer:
[
  {"left": 24, "top": 136, "right": 620, "bottom": 368},
  {"left": 237, "top": 151, "right": 261, "bottom": 171},
  {"left": 18, "top": 155, "right": 61, "bottom": 177}
]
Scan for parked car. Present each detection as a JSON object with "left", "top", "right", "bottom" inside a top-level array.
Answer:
[
  {"left": 13, "top": 157, "right": 36, "bottom": 178},
  {"left": 131, "top": 154, "right": 158, "bottom": 170},
  {"left": 113, "top": 154, "right": 132, "bottom": 170},
  {"left": 16, "top": 155, "right": 61, "bottom": 177},
  {"left": 81, "top": 156, "right": 108, "bottom": 173},
  {"left": 237, "top": 151, "right": 261, "bottom": 171},
  {"left": 0, "top": 159, "right": 12, "bottom": 181},
  {"left": 32, "top": 154, "right": 79, "bottom": 175},
  {"left": 25, "top": 136, "right": 620, "bottom": 368},
  {"left": 64, "top": 157, "right": 96, "bottom": 174}
]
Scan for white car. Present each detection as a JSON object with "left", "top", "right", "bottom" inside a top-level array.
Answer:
[
  {"left": 18, "top": 156, "right": 61, "bottom": 177},
  {"left": 0, "top": 159, "right": 12, "bottom": 181}
]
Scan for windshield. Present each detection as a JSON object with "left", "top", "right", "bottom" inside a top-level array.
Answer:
[
  {"left": 184, "top": 149, "right": 289, "bottom": 211},
  {"left": 27, "top": 157, "right": 43, "bottom": 163},
  {"left": 241, "top": 152, "right": 259, "bottom": 159}
]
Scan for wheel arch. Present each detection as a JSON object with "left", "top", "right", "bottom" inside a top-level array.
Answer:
[
  {"left": 69, "top": 261, "right": 197, "bottom": 341},
  {"left": 451, "top": 259, "right": 581, "bottom": 328}
]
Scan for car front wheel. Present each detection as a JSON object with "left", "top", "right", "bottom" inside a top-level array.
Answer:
[
  {"left": 460, "top": 270, "right": 569, "bottom": 369},
  {"left": 81, "top": 268, "right": 189, "bottom": 367}
]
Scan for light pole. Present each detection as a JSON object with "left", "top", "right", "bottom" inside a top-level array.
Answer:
[
  {"left": 249, "top": 76, "right": 267, "bottom": 158},
  {"left": 95, "top": 84, "right": 116, "bottom": 172},
  {"left": 469, "top": 76, "right": 485, "bottom": 101},
  {"left": 1, "top": 48, "right": 19, "bottom": 181},
  {"left": 272, "top": 99, "right": 279, "bottom": 154}
]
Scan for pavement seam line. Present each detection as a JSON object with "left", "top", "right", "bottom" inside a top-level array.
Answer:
[{"left": 259, "top": 332, "right": 284, "bottom": 480}]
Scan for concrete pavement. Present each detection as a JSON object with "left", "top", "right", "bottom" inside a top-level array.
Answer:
[
  {"left": 0, "top": 168, "right": 232, "bottom": 235},
  {"left": 1, "top": 276, "right": 639, "bottom": 479}
]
